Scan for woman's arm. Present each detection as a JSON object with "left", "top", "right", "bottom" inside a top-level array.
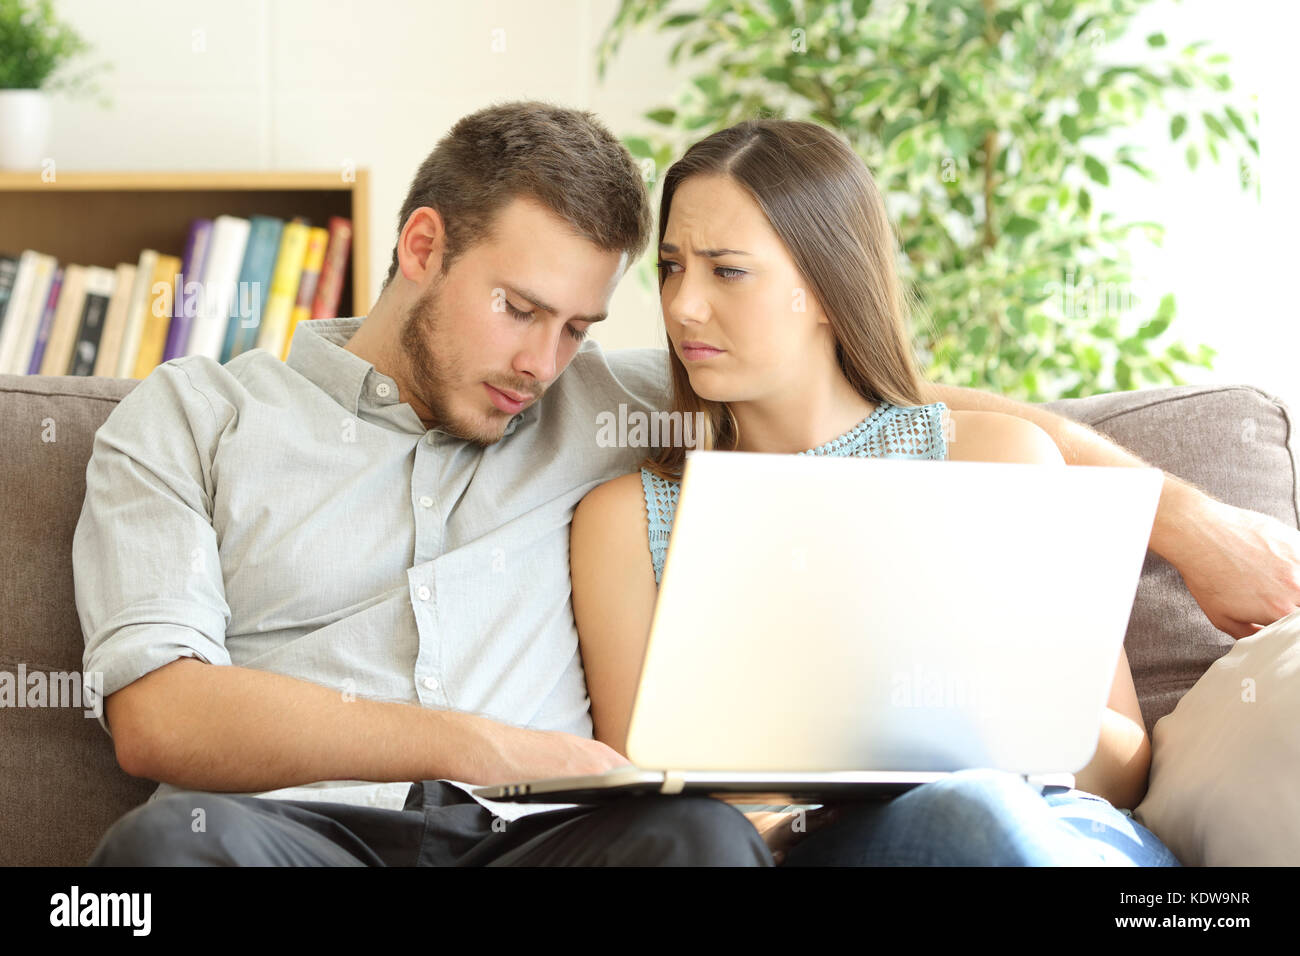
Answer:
[
  {"left": 948, "top": 409, "right": 1151, "bottom": 808},
  {"left": 570, "top": 472, "right": 661, "bottom": 757}
]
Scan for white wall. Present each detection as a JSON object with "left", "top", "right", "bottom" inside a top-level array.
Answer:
[{"left": 42, "top": 0, "right": 1297, "bottom": 409}]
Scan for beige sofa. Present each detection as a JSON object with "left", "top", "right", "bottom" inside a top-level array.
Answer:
[{"left": 0, "top": 371, "right": 1295, "bottom": 866}]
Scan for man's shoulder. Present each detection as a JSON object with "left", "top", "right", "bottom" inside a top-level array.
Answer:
[{"left": 558, "top": 341, "right": 671, "bottom": 412}]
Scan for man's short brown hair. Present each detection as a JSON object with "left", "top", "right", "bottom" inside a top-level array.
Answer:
[{"left": 384, "top": 100, "right": 653, "bottom": 289}]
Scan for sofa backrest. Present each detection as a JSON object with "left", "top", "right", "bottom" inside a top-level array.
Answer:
[{"left": 0, "top": 373, "right": 1294, "bottom": 865}]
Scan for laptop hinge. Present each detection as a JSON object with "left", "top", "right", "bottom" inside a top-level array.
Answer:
[{"left": 660, "top": 771, "right": 686, "bottom": 794}]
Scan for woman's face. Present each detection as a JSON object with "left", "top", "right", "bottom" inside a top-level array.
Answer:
[{"left": 658, "top": 173, "right": 831, "bottom": 405}]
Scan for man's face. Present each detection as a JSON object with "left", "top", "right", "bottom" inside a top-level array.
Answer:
[{"left": 399, "top": 196, "right": 628, "bottom": 445}]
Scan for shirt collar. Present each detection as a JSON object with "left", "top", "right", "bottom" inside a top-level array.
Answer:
[{"left": 284, "top": 316, "right": 536, "bottom": 438}]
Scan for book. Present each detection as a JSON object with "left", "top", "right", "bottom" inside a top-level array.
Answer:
[
  {"left": 115, "top": 250, "right": 159, "bottom": 379},
  {"left": 0, "top": 256, "right": 19, "bottom": 344},
  {"left": 39, "top": 265, "right": 88, "bottom": 376},
  {"left": 310, "top": 216, "right": 352, "bottom": 320},
  {"left": 4, "top": 252, "right": 57, "bottom": 375},
  {"left": 25, "top": 267, "right": 64, "bottom": 374},
  {"left": 221, "top": 215, "right": 283, "bottom": 363},
  {"left": 0, "top": 251, "right": 42, "bottom": 374},
  {"left": 68, "top": 266, "right": 118, "bottom": 376},
  {"left": 281, "top": 225, "right": 329, "bottom": 360},
  {"left": 93, "top": 263, "right": 138, "bottom": 377},
  {"left": 254, "top": 218, "right": 312, "bottom": 359},
  {"left": 162, "top": 219, "right": 213, "bottom": 362},
  {"left": 130, "top": 255, "right": 182, "bottom": 379},
  {"left": 187, "top": 215, "right": 250, "bottom": 362}
]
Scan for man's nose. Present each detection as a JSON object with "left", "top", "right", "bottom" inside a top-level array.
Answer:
[{"left": 513, "top": 321, "right": 561, "bottom": 384}]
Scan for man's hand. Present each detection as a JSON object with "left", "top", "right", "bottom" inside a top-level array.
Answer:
[
  {"left": 743, "top": 806, "right": 840, "bottom": 865},
  {"left": 1163, "top": 494, "right": 1300, "bottom": 639},
  {"left": 469, "top": 725, "right": 634, "bottom": 785}
]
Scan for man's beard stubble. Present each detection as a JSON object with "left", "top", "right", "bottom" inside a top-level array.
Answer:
[{"left": 398, "top": 281, "right": 503, "bottom": 447}]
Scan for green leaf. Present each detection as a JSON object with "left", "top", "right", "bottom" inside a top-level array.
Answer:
[
  {"left": 1078, "top": 188, "right": 1091, "bottom": 215},
  {"left": 1060, "top": 114, "right": 1080, "bottom": 143},
  {"left": 1186, "top": 144, "right": 1199, "bottom": 170},
  {"left": 1115, "top": 359, "right": 1133, "bottom": 389},
  {"left": 1138, "top": 315, "right": 1171, "bottom": 339},
  {"left": 1155, "top": 293, "right": 1175, "bottom": 319},
  {"left": 1079, "top": 89, "right": 1098, "bottom": 114},
  {"left": 1083, "top": 155, "right": 1109, "bottom": 185},
  {"left": 1170, "top": 114, "right": 1187, "bottom": 140},
  {"left": 1146, "top": 33, "right": 1167, "bottom": 47},
  {"left": 662, "top": 13, "right": 699, "bottom": 28},
  {"left": 1005, "top": 216, "right": 1039, "bottom": 237},
  {"left": 645, "top": 108, "right": 676, "bottom": 126},
  {"left": 623, "top": 136, "right": 655, "bottom": 159},
  {"left": 1224, "top": 105, "right": 1248, "bottom": 137},
  {"left": 1203, "top": 112, "right": 1227, "bottom": 139}
]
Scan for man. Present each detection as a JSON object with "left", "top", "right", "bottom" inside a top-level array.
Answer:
[{"left": 77, "top": 101, "right": 1300, "bottom": 867}]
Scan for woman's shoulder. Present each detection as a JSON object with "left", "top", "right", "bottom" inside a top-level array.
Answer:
[
  {"left": 943, "top": 409, "right": 1063, "bottom": 465},
  {"left": 573, "top": 470, "right": 656, "bottom": 536}
]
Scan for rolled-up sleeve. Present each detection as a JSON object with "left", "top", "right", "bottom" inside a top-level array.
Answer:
[{"left": 72, "top": 361, "right": 233, "bottom": 737}]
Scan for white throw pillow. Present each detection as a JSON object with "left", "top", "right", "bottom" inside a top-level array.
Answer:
[{"left": 1134, "top": 606, "right": 1300, "bottom": 866}]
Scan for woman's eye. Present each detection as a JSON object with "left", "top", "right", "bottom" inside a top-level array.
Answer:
[
  {"left": 656, "top": 259, "right": 681, "bottom": 277},
  {"left": 506, "top": 302, "right": 533, "bottom": 321},
  {"left": 715, "top": 267, "right": 745, "bottom": 281}
]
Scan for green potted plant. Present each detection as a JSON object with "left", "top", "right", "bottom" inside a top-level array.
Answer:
[{"left": 0, "top": 0, "right": 110, "bottom": 169}]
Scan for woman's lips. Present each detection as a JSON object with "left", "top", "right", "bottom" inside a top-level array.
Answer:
[{"left": 681, "top": 343, "right": 725, "bottom": 361}]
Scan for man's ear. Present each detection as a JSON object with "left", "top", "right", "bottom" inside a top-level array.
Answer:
[{"left": 397, "top": 206, "right": 448, "bottom": 284}]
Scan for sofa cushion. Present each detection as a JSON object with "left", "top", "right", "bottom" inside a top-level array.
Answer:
[
  {"left": 1040, "top": 383, "right": 1299, "bottom": 735},
  {"left": 0, "top": 374, "right": 152, "bottom": 866}
]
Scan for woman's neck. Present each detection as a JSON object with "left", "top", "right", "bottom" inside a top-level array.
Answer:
[{"left": 730, "top": 373, "right": 877, "bottom": 455}]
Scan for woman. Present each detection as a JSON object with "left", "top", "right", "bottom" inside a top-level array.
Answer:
[{"left": 570, "top": 119, "right": 1179, "bottom": 866}]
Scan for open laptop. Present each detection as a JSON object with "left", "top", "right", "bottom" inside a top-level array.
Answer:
[{"left": 474, "top": 450, "right": 1164, "bottom": 806}]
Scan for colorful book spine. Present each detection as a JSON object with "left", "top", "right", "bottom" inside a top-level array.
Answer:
[
  {"left": 8, "top": 253, "right": 57, "bottom": 375},
  {"left": 162, "top": 219, "right": 213, "bottom": 362},
  {"left": 0, "top": 251, "right": 41, "bottom": 374},
  {"left": 188, "top": 215, "right": 250, "bottom": 362},
  {"left": 26, "top": 267, "right": 64, "bottom": 375},
  {"left": 68, "top": 267, "right": 118, "bottom": 376},
  {"left": 93, "top": 263, "right": 138, "bottom": 377},
  {"left": 281, "top": 226, "right": 329, "bottom": 360},
  {"left": 254, "top": 219, "right": 311, "bottom": 359},
  {"left": 115, "top": 250, "right": 160, "bottom": 379},
  {"left": 221, "top": 215, "right": 283, "bottom": 363},
  {"left": 39, "top": 265, "right": 88, "bottom": 376},
  {"left": 0, "top": 256, "right": 19, "bottom": 344},
  {"left": 130, "top": 255, "right": 182, "bottom": 379},
  {"left": 310, "top": 216, "right": 353, "bottom": 320}
]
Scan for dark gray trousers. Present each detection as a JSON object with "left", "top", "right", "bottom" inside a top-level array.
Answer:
[{"left": 86, "top": 781, "right": 774, "bottom": 866}]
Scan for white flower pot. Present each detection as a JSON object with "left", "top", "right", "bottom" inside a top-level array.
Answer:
[{"left": 0, "top": 89, "right": 53, "bottom": 170}]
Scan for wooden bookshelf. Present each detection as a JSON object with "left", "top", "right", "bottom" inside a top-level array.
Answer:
[{"left": 0, "top": 170, "right": 370, "bottom": 316}]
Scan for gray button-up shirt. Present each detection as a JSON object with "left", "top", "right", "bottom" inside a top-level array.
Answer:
[{"left": 73, "top": 316, "right": 671, "bottom": 817}]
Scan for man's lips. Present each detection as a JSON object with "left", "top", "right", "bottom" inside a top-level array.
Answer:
[{"left": 484, "top": 383, "right": 537, "bottom": 413}]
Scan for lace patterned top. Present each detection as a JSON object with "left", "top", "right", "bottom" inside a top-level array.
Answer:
[{"left": 640, "top": 400, "right": 950, "bottom": 585}]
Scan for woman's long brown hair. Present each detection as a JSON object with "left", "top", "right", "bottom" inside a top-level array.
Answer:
[{"left": 643, "top": 119, "right": 934, "bottom": 479}]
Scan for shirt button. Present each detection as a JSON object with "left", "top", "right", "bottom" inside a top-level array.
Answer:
[
  {"left": 416, "top": 585, "right": 431, "bottom": 601},
  {"left": 375, "top": 382, "right": 392, "bottom": 398},
  {"left": 422, "top": 675, "right": 439, "bottom": 691},
  {"left": 418, "top": 495, "right": 433, "bottom": 508}
]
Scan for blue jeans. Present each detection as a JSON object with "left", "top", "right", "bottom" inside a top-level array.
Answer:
[{"left": 782, "top": 768, "right": 1181, "bottom": 866}]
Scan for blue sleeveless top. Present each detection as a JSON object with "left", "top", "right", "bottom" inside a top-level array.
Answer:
[{"left": 640, "top": 400, "right": 949, "bottom": 584}]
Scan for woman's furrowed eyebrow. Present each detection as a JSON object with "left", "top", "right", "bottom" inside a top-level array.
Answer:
[{"left": 659, "top": 242, "right": 751, "bottom": 258}]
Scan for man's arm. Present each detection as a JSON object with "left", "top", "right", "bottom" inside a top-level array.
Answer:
[
  {"left": 928, "top": 383, "right": 1300, "bottom": 638},
  {"left": 109, "top": 657, "right": 626, "bottom": 790}
]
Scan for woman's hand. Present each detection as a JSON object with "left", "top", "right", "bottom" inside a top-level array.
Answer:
[
  {"left": 743, "top": 806, "right": 840, "bottom": 864},
  {"left": 1161, "top": 495, "right": 1300, "bottom": 639}
]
